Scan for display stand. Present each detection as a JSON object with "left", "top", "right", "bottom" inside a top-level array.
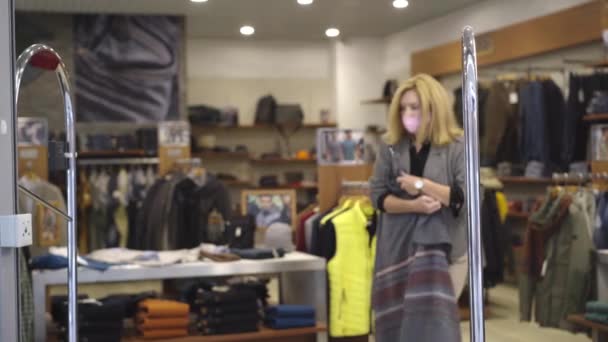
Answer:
[
  {"left": 158, "top": 121, "right": 191, "bottom": 176},
  {"left": 33, "top": 252, "right": 328, "bottom": 342}
]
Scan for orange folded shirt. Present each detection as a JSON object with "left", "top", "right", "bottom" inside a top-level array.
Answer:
[
  {"left": 136, "top": 315, "right": 190, "bottom": 330},
  {"left": 138, "top": 299, "right": 189, "bottom": 318},
  {"left": 138, "top": 328, "right": 188, "bottom": 340}
]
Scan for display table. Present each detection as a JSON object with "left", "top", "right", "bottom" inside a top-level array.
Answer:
[
  {"left": 33, "top": 252, "right": 327, "bottom": 342},
  {"left": 568, "top": 314, "right": 608, "bottom": 342},
  {"left": 123, "top": 324, "right": 327, "bottom": 342}
]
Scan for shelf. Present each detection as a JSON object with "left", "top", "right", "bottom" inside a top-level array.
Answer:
[
  {"left": 567, "top": 314, "right": 608, "bottom": 334},
  {"left": 361, "top": 97, "right": 391, "bottom": 105},
  {"left": 250, "top": 158, "right": 316, "bottom": 165},
  {"left": 193, "top": 151, "right": 250, "bottom": 160},
  {"left": 498, "top": 176, "right": 552, "bottom": 184},
  {"left": 192, "top": 123, "right": 336, "bottom": 131},
  {"left": 123, "top": 324, "right": 327, "bottom": 342},
  {"left": 221, "top": 180, "right": 254, "bottom": 187},
  {"left": 278, "top": 183, "right": 318, "bottom": 190},
  {"left": 507, "top": 211, "right": 529, "bottom": 220},
  {"left": 583, "top": 114, "right": 608, "bottom": 122},
  {"left": 78, "top": 157, "right": 159, "bottom": 166},
  {"left": 79, "top": 150, "right": 149, "bottom": 158}
]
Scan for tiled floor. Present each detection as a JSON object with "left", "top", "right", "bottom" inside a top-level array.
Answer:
[{"left": 459, "top": 284, "right": 590, "bottom": 342}]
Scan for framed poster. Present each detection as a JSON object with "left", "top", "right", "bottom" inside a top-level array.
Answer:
[
  {"left": 317, "top": 128, "right": 366, "bottom": 165},
  {"left": 241, "top": 189, "right": 297, "bottom": 230}
]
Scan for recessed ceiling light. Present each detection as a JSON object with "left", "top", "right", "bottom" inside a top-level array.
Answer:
[
  {"left": 393, "top": 0, "right": 409, "bottom": 9},
  {"left": 325, "top": 28, "right": 340, "bottom": 38},
  {"left": 297, "top": 0, "right": 314, "bottom": 5},
  {"left": 190, "top": 0, "right": 208, "bottom": 3},
  {"left": 240, "top": 26, "right": 255, "bottom": 36}
]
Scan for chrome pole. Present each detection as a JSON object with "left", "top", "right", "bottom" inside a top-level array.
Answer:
[
  {"left": 462, "top": 26, "right": 486, "bottom": 342},
  {"left": 15, "top": 44, "right": 78, "bottom": 342}
]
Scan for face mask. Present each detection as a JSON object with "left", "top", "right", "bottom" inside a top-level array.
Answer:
[{"left": 402, "top": 115, "right": 421, "bottom": 134}]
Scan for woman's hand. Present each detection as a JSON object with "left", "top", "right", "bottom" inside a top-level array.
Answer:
[
  {"left": 397, "top": 172, "right": 421, "bottom": 196},
  {"left": 412, "top": 195, "right": 441, "bottom": 215}
]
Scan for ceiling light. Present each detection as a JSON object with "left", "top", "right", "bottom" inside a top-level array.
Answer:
[
  {"left": 297, "top": 0, "right": 314, "bottom": 5},
  {"left": 190, "top": 0, "right": 208, "bottom": 3},
  {"left": 240, "top": 26, "right": 255, "bottom": 36},
  {"left": 325, "top": 28, "right": 340, "bottom": 38},
  {"left": 393, "top": 0, "right": 409, "bottom": 9}
]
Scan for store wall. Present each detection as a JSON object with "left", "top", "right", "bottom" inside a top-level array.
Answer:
[
  {"left": 187, "top": 39, "right": 334, "bottom": 125},
  {"left": 384, "top": 0, "right": 593, "bottom": 78},
  {"left": 333, "top": 38, "right": 387, "bottom": 130}
]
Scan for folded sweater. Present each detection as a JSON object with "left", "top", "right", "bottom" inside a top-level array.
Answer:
[{"left": 138, "top": 299, "right": 189, "bottom": 318}]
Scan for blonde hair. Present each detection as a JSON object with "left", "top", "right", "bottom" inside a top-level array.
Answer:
[{"left": 384, "top": 74, "right": 463, "bottom": 146}]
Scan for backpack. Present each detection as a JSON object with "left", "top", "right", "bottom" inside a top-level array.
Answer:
[{"left": 254, "top": 95, "right": 277, "bottom": 124}]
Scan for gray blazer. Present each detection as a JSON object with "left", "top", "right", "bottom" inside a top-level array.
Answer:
[{"left": 369, "top": 137, "right": 467, "bottom": 264}]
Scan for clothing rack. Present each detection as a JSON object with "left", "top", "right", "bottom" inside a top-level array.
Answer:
[
  {"left": 551, "top": 172, "right": 608, "bottom": 184},
  {"left": 78, "top": 157, "right": 159, "bottom": 166}
]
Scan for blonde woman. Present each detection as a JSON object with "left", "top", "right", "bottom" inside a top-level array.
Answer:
[{"left": 370, "top": 74, "right": 466, "bottom": 341}]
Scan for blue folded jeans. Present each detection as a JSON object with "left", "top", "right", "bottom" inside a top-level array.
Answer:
[
  {"left": 265, "top": 305, "right": 315, "bottom": 318},
  {"left": 265, "top": 317, "right": 316, "bottom": 329}
]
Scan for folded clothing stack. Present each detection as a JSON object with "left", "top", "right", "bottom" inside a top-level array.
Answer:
[
  {"left": 265, "top": 305, "right": 316, "bottom": 330},
  {"left": 193, "top": 287, "right": 261, "bottom": 335},
  {"left": 51, "top": 297, "right": 125, "bottom": 342},
  {"left": 137, "top": 299, "right": 190, "bottom": 339},
  {"left": 585, "top": 301, "right": 608, "bottom": 325}
]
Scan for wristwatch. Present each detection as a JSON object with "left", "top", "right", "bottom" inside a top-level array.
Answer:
[{"left": 414, "top": 179, "right": 425, "bottom": 194}]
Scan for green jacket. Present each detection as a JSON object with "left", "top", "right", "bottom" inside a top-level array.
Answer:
[{"left": 519, "top": 192, "right": 594, "bottom": 330}]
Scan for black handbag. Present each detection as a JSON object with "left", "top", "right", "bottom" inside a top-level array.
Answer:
[
  {"left": 275, "top": 104, "right": 303, "bottom": 127},
  {"left": 224, "top": 215, "right": 255, "bottom": 249},
  {"left": 254, "top": 95, "right": 277, "bottom": 124}
]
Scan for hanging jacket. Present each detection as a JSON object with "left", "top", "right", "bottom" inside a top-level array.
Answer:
[
  {"left": 327, "top": 202, "right": 374, "bottom": 337},
  {"left": 520, "top": 192, "right": 593, "bottom": 331}
]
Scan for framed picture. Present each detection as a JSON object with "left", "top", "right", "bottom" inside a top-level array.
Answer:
[
  {"left": 241, "top": 189, "right": 297, "bottom": 230},
  {"left": 17, "top": 117, "right": 48, "bottom": 146},
  {"left": 317, "top": 128, "right": 366, "bottom": 165},
  {"left": 591, "top": 124, "right": 608, "bottom": 161}
]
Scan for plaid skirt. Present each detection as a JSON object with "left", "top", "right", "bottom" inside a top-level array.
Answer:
[{"left": 373, "top": 249, "right": 461, "bottom": 342}]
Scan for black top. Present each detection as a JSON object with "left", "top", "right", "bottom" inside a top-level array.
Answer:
[
  {"left": 377, "top": 142, "right": 464, "bottom": 217},
  {"left": 410, "top": 142, "right": 431, "bottom": 177}
]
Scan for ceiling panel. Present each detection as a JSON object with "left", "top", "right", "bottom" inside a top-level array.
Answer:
[{"left": 16, "top": 0, "right": 486, "bottom": 40}]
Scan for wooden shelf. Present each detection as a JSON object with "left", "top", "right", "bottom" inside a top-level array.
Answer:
[
  {"left": 568, "top": 314, "right": 608, "bottom": 334},
  {"left": 123, "top": 324, "right": 327, "bottom": 342},
  {"left": 221, "top": 180, "right": 254, "bottom": 187},
  {"left": 192, "top": 123, "right": 336, "bottom": 131},
  {"left": 193, "top": 151, "right": 250, "bottom": 160},
  {"left": 79, "top": 150, "right": 149, "bottom": 158},
  {"left": 279, "top": 183, "right": 318, "bottom": 190},
  {"left": 507, "top": 211, "right": 529, "bottom": 220},
  {"left": 250, "top": 158, "right": 316, "bottom": 165},
  {"left": 361, "top": 97, "right": 391, "bottom": 105},
  {"left": 583, "top": 114, "right": 608, "bottom": 122},
  {"left": 498, "top": 176, "right": 552, "bottom": 184}
]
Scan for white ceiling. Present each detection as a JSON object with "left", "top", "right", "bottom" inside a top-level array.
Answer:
[{"left": 16, "top": 0, "right": 486, "bottom": 40}]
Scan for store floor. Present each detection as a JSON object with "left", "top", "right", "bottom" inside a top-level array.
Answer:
[{"left": 459, "top": 284, "right": 590, "bottom": 342}]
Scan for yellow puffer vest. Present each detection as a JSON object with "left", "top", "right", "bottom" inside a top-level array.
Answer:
[{"left": 327, "top": 202, "right": 373, "bottom": 337}]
